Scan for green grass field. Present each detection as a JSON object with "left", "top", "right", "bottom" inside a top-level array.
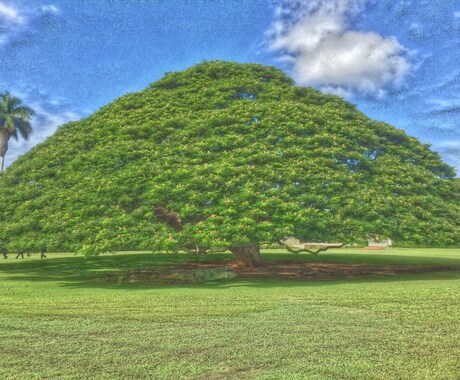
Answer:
[{"left": 1, "top": 248, "right": 459, "bottom": 379}]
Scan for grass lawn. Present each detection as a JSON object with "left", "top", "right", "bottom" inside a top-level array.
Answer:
[{"left": 1, "top": 248, "right": 459, "bottom": 379}]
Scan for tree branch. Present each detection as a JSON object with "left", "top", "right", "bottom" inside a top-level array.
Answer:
[
  {"left": 279, "top": 241, "right": 345, "bottom": 256},
  {"left": 179, "top": 244, "right": 229, "bottom": 256},
  {"left": 153, "top": 206, "right": 183, "bottom": 231}
]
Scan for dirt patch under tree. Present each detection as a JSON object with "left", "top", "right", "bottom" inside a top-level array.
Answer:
[{"left": 110, "top": 261, "right": 460, "bottom": 284}]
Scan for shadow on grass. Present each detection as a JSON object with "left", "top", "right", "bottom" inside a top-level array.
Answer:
[{"left": 1, "top": 251, "right": 460, "bottom": 289}]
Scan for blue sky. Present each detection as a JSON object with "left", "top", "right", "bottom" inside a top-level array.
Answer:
[{"left": 0, "top": 0, "right": 459, "bottom": 174}]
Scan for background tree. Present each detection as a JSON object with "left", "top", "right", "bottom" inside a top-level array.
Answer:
[
  {"left": 0, "top": 92, "right": 34, "bottom": 172},
  {"left": 0, "top": 61, "right": 458, "bottom": 266}
]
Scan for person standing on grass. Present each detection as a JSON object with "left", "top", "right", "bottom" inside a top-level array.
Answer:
[
  {"left": 0, "top": 243, "right": 7, "bottom": 259},
  {"left": 40, "top": 246, "right": 47, "bottom": 259},
  {"left": 15, "top": 250, "right": 25, "bottom": 259}
]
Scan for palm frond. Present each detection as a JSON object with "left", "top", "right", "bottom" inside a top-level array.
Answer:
[
  {"left": 10, "top": 129, "right": 19, "bottom": 141},
  {"left": 0, "top": 92, "right": 34, "bottom": 131},
  {"left": 0, "top": 92, "right": 22, "bottom": 113},
  {"left": 13, "top": 106, "right": 35, "bottom": 119},
  {"left": 14, "top": 119, "right": 32, "bottom": 141}
]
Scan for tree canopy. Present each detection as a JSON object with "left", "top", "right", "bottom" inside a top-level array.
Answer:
[{"left": 0, "top": 61, "right": 458, "bottom": 265}]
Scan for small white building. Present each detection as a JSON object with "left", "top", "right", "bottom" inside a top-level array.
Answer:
[{"left": 367, "top": 234, "right": 392, "bottom": 248}]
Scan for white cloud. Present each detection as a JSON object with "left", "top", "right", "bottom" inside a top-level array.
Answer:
[
  {"left": 0, "top": 1, "right": 59, "bottom": 45},
  {"left": 408, "top": 22, "right": 424, "bottom": 37},
  {"left": 41, "top": 4, "right": 58, "bottom": 14},
  {"left": 320, "top": 85, "right": 354, "bottom": 98},
  {"left": 0, "top": 2, "right": 24, "bottom": 25},
  {"left": 267, "top": 0, "right": 413, "bottom": 95}
]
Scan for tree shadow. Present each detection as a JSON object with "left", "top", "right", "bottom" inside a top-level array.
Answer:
[{"left": 1, "top": 251, "right": 459, "bottom": 290}]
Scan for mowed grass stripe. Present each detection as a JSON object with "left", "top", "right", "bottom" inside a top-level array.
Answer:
[{"left": 0, "top": 248, "right": 459, "bottom": 379}]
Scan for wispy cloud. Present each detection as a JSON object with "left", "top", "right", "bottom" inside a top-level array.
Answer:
[
  {"left": 41, "top": 4, "right": 58, "bottom": 14},
  {"left": 425, "top": 96, "right": 460, "bottom": 115},
  {"left": 430, "top": 71, "right": 460, "bottom": 92},
  {"left": 0, "top": 1, "right": 24, "bottom": 24},
  {"left": 0, "top": 1, "right": 59, "bottom": 46},
  {"left": 432, "top": 140, "right": 460, "bottom": 175},
  {"left": 266, "top": 0, "right": 413, "bottom": 96},
  {"left": 0, "top": 1, "right": 24, "bottom": 45},
  {"left": 6, "top": 105, "right": 80, "bottom": 167}
]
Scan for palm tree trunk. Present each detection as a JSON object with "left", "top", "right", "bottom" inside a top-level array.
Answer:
[{"left": 0, "top": 132, "right": 9, "bottom": 172}]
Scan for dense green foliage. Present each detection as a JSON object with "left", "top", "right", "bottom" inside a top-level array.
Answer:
[
  {"left": 0, "top": 61, "right": 458, "bottom": 255},
  {"left": 1, "top": 249, "right": 460, "bottom": 379}
]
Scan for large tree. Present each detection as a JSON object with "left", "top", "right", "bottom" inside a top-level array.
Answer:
[
  {"left": 0, "top": 61, "right": 458, "bottom": 266},
  {"left": 0, "top": 92, "right": 34, "bottom": 172}
]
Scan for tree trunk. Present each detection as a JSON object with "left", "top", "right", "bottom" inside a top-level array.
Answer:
[
  {"left": 229, "top": 244, "right": 264, "bottom": 267},
  {"left": 0, "top": 132, "right": 9, "bottom": 173}
]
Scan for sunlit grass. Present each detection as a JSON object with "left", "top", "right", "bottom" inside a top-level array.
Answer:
[{"left": 1, "top": 248, "right": 459, "bottom": 379}]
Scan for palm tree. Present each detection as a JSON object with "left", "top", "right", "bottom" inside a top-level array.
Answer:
[{"left": 0, "top": 92, "right": 34, "bottom": 172}]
